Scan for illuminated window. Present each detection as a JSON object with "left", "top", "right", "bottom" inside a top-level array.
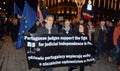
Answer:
[
  {"left": 75, "top": 11, "right": 77, "bottom": 14},
  {"left": 98, "top": 0, "right": 100, "bottom": 7},
  {"left": 93, "top": 0, "right": 95, "bottom": 6},
  {"left": 62, "top": 10, "right": 64, "bottom": 13},
  {"left": 66, "top": 0, "right": 70, "bottom": 2},
  {"left": 57, "top": 10, "right": 61, "bottom": 14},
  {"left": 111, "top": 0, "right": 113, "bottom": 9},
  {"left": 119, "top": 0, "right": 120, "bottom": 10},
  {"left": 72, "top": 11, "right": 74, "bottom": 14},
  {"left": 47, "top": 0, "right": 49, "bottom": 6},
  {"left": 51, "top": 0, "right": 54, "bottom": 5},
  {"left": 108, "top": 0, "right": 110, "bottom": 9},
  {"left": 54, "top": 0, "right": 56, "bottom": 4},
  {"left": 44, "top": 0, "right": 46, "bottom": 6},
  {"left": 67, "top": 10, "right": 69, "bottom": 14},
  {"left": 58, "top": 0, "right": 61, "bottom": 3},
  {"left": 72, "top": 0, "right": 75, "bottom": 2}
]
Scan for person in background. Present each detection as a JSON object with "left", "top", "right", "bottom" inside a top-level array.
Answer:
[
  {"left": 5, "top": 18, "right": 11, "bottom": 36},
  {"left": 77, "top": 24, "right": 87, "bottom": 71},
  {"left": 36, "top": 15, "right": 58, "bottom": 71},
  {"left": 11, "top": 18, "right": 20, "bottom": 46},
  {"left": 29, "top": 20, "right": 41, "bottom": 33},
  {"left": 55, "top": 20, "right": 63, "bottom": 33},
  {"left": 104, "top": 21, "right": 115, "bottom": 62},
  {"left": 94, "top": 20, "right": 106, "bottom": 60},
  {"left": 70, "top": 24, "right": 87, "bottom": 71},
  {"left": 87, "top": 21, "right": 95, "bottom": 42},
  {"left": 61, "top": 19, "right": 77, "bottom": 71},
  {"left": 36, "top": 15, "right": 58, "bottom": 35},
  {"left": 0, "top": 17, "right": 4, "bottom": 40},
  {"left": 61, "top": 19, "right": 73, "bottom": 35},
  {"left": 73, "top": 19, "right": 88, "bottom": 35},
  {"left": 113, "top": 21, "right": 120, "bottom": 70}
]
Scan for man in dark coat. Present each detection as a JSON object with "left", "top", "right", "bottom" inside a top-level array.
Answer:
[
  {"left": 36, "top": 15, "right": 58, "bottom": 71},
  {"left": 94, "top": 20, "right": 106, "bottom": 59},
  {"left": 61, "top": 19, "right": 73, "bottom": 35},
  {"left": 36, "top": 16, "right": 58, "bottom": 35}
]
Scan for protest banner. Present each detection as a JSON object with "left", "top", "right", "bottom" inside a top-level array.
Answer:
[{"left": 24, "top": 34, "right": 96, "bottom": 69}]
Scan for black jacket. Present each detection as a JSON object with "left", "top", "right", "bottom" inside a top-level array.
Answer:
[
  {"left": 61, "top": 27, "right": 73, "bottom": 35},
  {"left": 35, "top": 24, "right": 58, "bottom": 35}
]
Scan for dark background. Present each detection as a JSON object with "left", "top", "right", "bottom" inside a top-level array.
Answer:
[{"left": 0, "top": 0, "right": 38, "bottom": 17}]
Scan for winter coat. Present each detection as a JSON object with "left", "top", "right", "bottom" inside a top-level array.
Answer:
[
  {"left": 35, "top": 24, "right": 58, "bottom": 35},
  {"left": 94, "top": 25, "right": 106, "bottom": 43}
]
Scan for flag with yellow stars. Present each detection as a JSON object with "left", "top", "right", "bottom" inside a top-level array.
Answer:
[{"left": 16, "top": 1, "right": 37, "bottom": 49}]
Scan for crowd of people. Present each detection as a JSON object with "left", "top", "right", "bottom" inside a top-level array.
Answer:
[
  {"left": 0, "top": 15, "right": 120, "bottom": 71},
  {"left": 0, "top": 17, "right": 20, "bottom": 46},
  {"left": 29, "top": 15, "right": 120, "bottom": 71}
]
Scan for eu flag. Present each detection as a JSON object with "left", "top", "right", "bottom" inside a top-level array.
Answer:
[
  {"left": 16, "top": 1, "right": 38, "bottom": 49},
  {"left": 14, "top": 2, "right": 22, "bottom": 16}
]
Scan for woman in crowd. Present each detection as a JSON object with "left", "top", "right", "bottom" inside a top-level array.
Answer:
[
  {"left": 77, "top": 24, "right": 87, "bottom": 71},
  {"left": 73, "top": 19, "right": 88, "bottom": 35},
  {"left": 70, "top": 24, "right": 87, "bottom": 71}
]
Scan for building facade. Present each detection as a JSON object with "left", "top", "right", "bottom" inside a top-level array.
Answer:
[
  {"left": 38, "top": 0, "right": 120, "bottom": 21},
  {"left": 38, "top": 0, "right": 78, "bottom": 20}
]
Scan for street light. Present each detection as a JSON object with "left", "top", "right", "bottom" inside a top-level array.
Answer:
[
  {"left": 3, "top": 2, "right": 6, "bottom": 5},
  {"left": 46, "top": 6, "right": 48, "bottom": 9},
  {"left": 4, "top": 9, "right": 6, "bottom": 11},
  {"left": 0, "top": 8, "right": 2, "bottom": 10},
  {"left": 87, "top": 4, "right": 92, "bottom": 11}
]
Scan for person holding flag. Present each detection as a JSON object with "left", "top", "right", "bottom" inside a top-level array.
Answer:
[
  {"left": 16, "top": 1, "right": 38, "bottom": 49},
  {"left": 29, "top": 5, "right": 44, "bottom": 33}
]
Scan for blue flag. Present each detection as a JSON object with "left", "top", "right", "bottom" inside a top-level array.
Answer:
[
  {"left": 14, "top": 2, "right": 22, "bottom": 16},
  {"left": 16, "top": 1, "right": 38, "bottom": 49},
  {"left": 42, "top": 9, "right": 49, "bottom": 16}
]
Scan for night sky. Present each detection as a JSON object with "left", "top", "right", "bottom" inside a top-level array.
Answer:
[{"left": 0, "top": 0, "right": 38, "bottom": 17}]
